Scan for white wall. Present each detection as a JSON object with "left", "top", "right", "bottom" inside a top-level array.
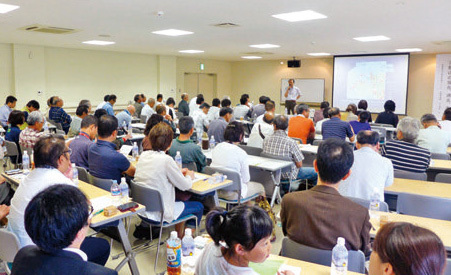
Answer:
[{"left": 0, "top": 44, "right": 15, "bottom": 103}]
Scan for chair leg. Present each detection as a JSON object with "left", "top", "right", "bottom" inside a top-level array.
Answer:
[{"left": 154, "top": 226, "right": 164, "bottom": 274}]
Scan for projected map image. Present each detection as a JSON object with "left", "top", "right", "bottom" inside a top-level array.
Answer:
[{"left": 347, "top": 61, "right": 393, "bottom": 100}]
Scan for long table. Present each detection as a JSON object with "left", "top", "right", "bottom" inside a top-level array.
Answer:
[
  {"left": 427, "top": 159, "right": 451, "bottom": 181},
  {"left": 385, "top": 177, "right": 451, "bottom": 199}
]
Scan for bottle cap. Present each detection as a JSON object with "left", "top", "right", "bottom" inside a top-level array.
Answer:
[
  {"left": 72, "top": 163, "right": 76, "bottom": 167},
  {"left": 177, "top": 151, "right": 180, "bottom": 155},
  {"left": 185, "top": 228, "right": 192, "bottom": 236},
  {"left": 171, "top": 231, "right": 178, "bottom": 239},
  {"left": 337, "top": 237, "right": 345, "bottom": 246}
]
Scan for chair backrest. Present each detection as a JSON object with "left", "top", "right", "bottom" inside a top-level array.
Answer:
[
  {"left": 312, "top": 140, "right": 322, "bottom": 146},
  {"left": 434, "top": 173, "right": 451, "bottom": 184},
  {"left": 76, "top": 166, "right": 90, "bottom": 183},
  {"left": 5, "top": 141, "right": 19, "bottom": 158},
  {"left": 0, "top": 229, "right": 20, "bottom": 262},
  {"left": 176, "top": 112, "right": 184, "bottom": 119},
  {"left": 431, "top": 153, "right": 451, "bottom": 160},
  {"left": 280, "top": 237, "right": 366, "bottom": 274},
  {"left": 89, "top": 175, "right": 114, "bottom": 192},
  {"left": 130, "top": 181, "right": 163, "bottom": 213},
  {"left": 204, "top": 166, "right": 241, "bottom": 196},
  {"left": 394, "top": 170, "right": 427, "bottom": 181},
  {"left": 238, "top": 144, "right": 263, "bottom": 156},
  {"left": 397, "top": 193, "right": 451, "bottom": 220},
  {"left": 290, "top": 137, "right": 303, "bottom": 144},
  {"left": 140, "top": 115, "right": 147, "bottom": 124},
  {"left": 444, "top": 258, "right": 451, "bottom": 275},
  {"left": 48, "top": 121, "right": 63, "bottom": 131},
  {"left": 260, "top": 152, "right": 292, "bottom": 174},
  {"left": 182, "top": 162, "right": 197, "bottom": 171},
  {"left": 344, "top": 196, "right": 389, "bottom": 212},
  {"left": 56, "top": 129, "right": 66, "bottom": 136}
]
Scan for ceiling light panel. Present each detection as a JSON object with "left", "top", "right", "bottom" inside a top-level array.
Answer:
[
  {"left": 0, "top": 3, "right": 19, "bottom": 14},
  {"left": 241, "top": 56, "right": 262, "bottom": 59},
  {"left": 249, "top": 44, "right": 280, "bottom": 49},
  {"left": 272, "top": 10, "right": 327, "bottom": 22},
  {"left": 152, "top": 29, "right": 193, "bottom": 36},
  {"left": 82, "top": 40, "right": 115, "bottom": 45},
  {"left": 395, "top": 48, "right": 422, "bottom": 52},
  {"left": 307, "top": 52, "right": 331, "bottom": 56},
  {"left": 179, "top": 50, "right": 204, "bottom": 53},
  {"left": 353, "top": 35, "right": 390, "bottom": 42}
]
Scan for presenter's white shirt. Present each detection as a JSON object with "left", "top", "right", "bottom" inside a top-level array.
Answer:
[
  {"left": 285, "top": 86, "right": 302, "bottom": 101},
  {"left": 8, "top": 168, "right": 75, "bottom": 247}
]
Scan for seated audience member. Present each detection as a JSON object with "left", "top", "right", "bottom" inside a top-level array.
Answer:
[
  {"left": 69, "top": 115, "right": 98, "bottom": 170},
  {"left": 68, "top": 104, "right": 90, "bottom": 138},
  {"left": 207, "top": 107, "right": 233, "bottom": 143},
  {"left": 349, "top": 110, "right": 371, "bottom": 134},
  {"left": 344, "top": 103, "right": 358, "bottom": 122},
  {"left": 6, "top": 110, "right": 25, "bottom": 163},
  {"left": 313, "top": 101, "right": 329, "bottom": 123},
  {"left": 12, "top": 185, "right": 117, "bottom": 275},
  {"left": 155, "top": 93, "right": 164, "bottom": 107},
  {"left": 357, "top": 99, "right": 372, "bottom": 123},
  {"left": 339, "top": 131, "right": 393, "bottom": 201},
  {"left": 134, "top": 123, "right": 203, "bottom": 237},
  {"left": 94, "top": 108, "right": 107, "bottom": 119},
  {"left": 20, "top": 100, "right": 40, "bottom": 130},
  {"left": 156, "top": 105, "right": 176, "bottom": 132},
  {"left": 141, "top": 98, "right": 156, "bottom": 121},
  {"left": 192, "top": 103, "right": 210, "bottom": 139},
  {"left": 49, "top": 97, "right": 72, "bottom": 134},
  {"left": 207, "top": 98, "right": 221, "bottom": 122},
  {"left": 166, "top": 97, "right": 176, "bottom": 120},
  {"left": 78, "top": 100, "right": 92, "bottom": 112},
  {"left": 96, "top": 95, "right": 109, "bottom": 110},
  {"left": 178, "top": 93, "right": 190, "bottom": 117},
  {"left": 233, "top": 94, "right": 251, "bottom": 120},
  {"left": 263, "top": 115, "right": 317, "bottom": 186},
  {"left": 133, "top": 94, "right": 143, "bottom": 118},
  {"left": 88, "top": 115, "right": 135, "bottom": 183},
  {"left": 255, "top": 100, "right": 275, "bottom": 124},
  {"left": 248, "top": 112, "right": 275, "bottom": 148},
  {"left": 19, "top": 111, "right": 44, "bottom": 149},
  {"left": 251, "top": 96, "right": 270, "bottom": 119},
  {"left": 440, "top": 107, "right": 451, "bottom": 132},
  {"left": 116, "top": 105, "right": 135, "bottom": 128},
  {"left": 369, "top": 222, "right": 446, "bottom": 275},
  {"left": 281, "top": 138, "right": 371, "bottom": 254},
  {"left": 220, "top": 98, "right": 231, "bottom": 108},
  {"left": 382, "top": 117, "right": 431, "bottom": 173},
  {"left": 321, "top": 107, "right": 355, "bottom": 142},
  {"left": 142, "top": 114, "right": 164, "bottom": 151},
  {"left": 196, "top": 206, "right": 293, "bottom": 275},
  {"left": 417, "top": 113, "right": 451, "bottom": 154},
  {"left": 288, "top": 104, "right": 315, "bottom": 144},
  {"left": 211, "top": 121, "right": 265, "bottom": 200},
  {"left": 140, "top": 94, "right": 146, "bottom": 105},
  {"left": 9, "top": 135, "right": 110, "bottom": 265},
  {"left": 0, "top": 95, "right": 17, "bottom": 127},
  {"left": 169, "top": 116, "right": 207, "bottom": 172},
  {"left": 102, "top": 94, "right": 116, "bottom": 116},
  {"left": 375, "top": 100, "right": 399, "bottom": 127},
  {"left": 315, "top": 107, "right": 330, "bottom": 134},
  {"left": 189, "top": 95, "right": 204, "bottom": 117}
]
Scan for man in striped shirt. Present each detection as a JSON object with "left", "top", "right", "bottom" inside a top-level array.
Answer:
[
  {"left": 321, "top": 107, "right": 355, "bottom": 142},
  {"left": 381, "top": 117, "right": 431, "bottom": 173}
]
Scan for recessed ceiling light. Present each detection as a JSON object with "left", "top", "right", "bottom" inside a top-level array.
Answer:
[
  {"left": 152, "top": 29, "right": 193, "bottom": 36},
  {"left": 395, "top": 48, "right": 422, "bottom": 52},
  {"left": 249, "top": 44, "right": 280, "bottom": 49},
  {"left": 307, "top": 52, "right": 331, "bottom": 56},
  {"left": 0, "top": 3, "right": 19, "bottom": 13},
  {"left": 179, "top": 50, "right": 204, "bottom": 54},
  {"left": 241, "top": 56, "right": 262, "bottom": 59},
  {"left": 353, "top": 35, "right": 390, "bottom": 42},
  {"left": 272, "top": 10, "right": 327, "bottom": 22},
  {"left": 82, "top": 40, "right": 115, "bottom": 46}
]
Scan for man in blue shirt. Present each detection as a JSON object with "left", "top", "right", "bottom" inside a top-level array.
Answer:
[
  {"left": 116, "top": 105, "right": 135, "bottom": 128},
  {"left": 70, "top": 115, "right": 98, "bottom": 170},
  {"left": 49, "top": 97, "right": 72, "bottom": 134},
  {"left": 0, "top": 95, "right": 17, "bottom": 127},
  {"left": 88, "top": 115, "right": 135, "bottom": 183},
  {"left": 322, "top": 107, "right": 355, "bottom": 142},
  {"left": 102, "top": 94, "right": 117, "bottom": 116}
]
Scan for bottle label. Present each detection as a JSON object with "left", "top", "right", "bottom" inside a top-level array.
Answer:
[{"left": 167, "top": 243, "right": 181, "bottom": 268}]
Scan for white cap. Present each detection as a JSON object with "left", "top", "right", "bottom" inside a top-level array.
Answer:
[
  {"left": 337, "top": 237, "right": 345, "bottom": 246},
  {"left": 133, "top": 142, "right": 137, "bottom": 145},
  {"left": 177, "top": 151, "right": 180, "bottom": 155},
  {"left": 72, "top": 163, "right": 76, "bottom": 168},
  {"left": 185, "top": 228, "right": 192, "bottom": 236},
  {"left": 121, "top": 177, "right": 126, "bottom": 182},
  {"left": 171, "top": 231, "right": 178, "bottom": 239}
]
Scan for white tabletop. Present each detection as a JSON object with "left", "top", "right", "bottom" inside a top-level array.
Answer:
[
  {"left": 298, "top": 144, "right": 318, "bottom": 154},
  {"left": 204, "top": 151, "right": 292, "bottom": 172},
  {"left": 131, "top": 123, "right": 146, "bottom": 130}
]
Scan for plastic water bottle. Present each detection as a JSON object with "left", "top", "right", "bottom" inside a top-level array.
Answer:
[
  {"left": 119, "top": 177, "right": 129, "bottom": 202},
  {"left": 175, "top": 151, "right": 182, "bottom": 170},
  {"left": 72, "top": 163, "right": 79, "bottom": 185},
  {"left": 110, "top": 180, "right": 121, "bottom": 204},
  {"left": 167, "top": 231, "right": 182, "bottom": 275},
  {"left": 369, "top": 187, "right": 380, "bottom": 219},
  {"left": 209, "top": 136, "right": 215, "bottom": 150},
  {"left": 122, "top": 121, "right": 127, "bottom": 130},
  {"left": 128, "top": 123, "right": 133, "bottom": 134},
  {"left": 30, "top": 149, "right": 34, "bottom": 169},
  {"left": 132, "top": 142, "right": 139, "bottom": 161},
  {"left": 284, "top": 108, "right": 288, "bottom": 116},
  {"left": 331, "top": 237, "right": 348, "bottom": 275},
  {"left": 182, "top": 228, "right": 195, "bottom": 256},
  {"left": 22, "top": 151, "right": 30, "bottom": 175},
  {"left": 43, "top": 121, "right": 49, "bottom": 133}
]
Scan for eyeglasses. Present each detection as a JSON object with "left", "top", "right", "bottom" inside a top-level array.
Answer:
[{"left": 62, "top": 148, "right": 72, "bottom": 156}]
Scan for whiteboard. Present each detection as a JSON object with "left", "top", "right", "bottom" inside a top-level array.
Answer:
[{"left": 280, "top": 78, "right": 325, "bottom": 104}]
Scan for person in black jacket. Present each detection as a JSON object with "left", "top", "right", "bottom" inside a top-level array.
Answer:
[
  {"left": 375, "top": 100, "right": 399, "bottom": 127},
  {"left": 12, "top": 185, "right": 117, "bottom": 275}
]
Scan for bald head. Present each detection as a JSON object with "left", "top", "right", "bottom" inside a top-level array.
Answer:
[
  {"left": 127, "top": 105, "right": 135, "bottom": 116},
  {"left": 263, "top": 112, "right": 275, "bottom": 124}
]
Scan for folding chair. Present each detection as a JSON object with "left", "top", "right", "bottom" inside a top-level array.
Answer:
[
  {"left": 0, "top": 229, "right": 21, "bottom": 275},
  {"left": 394, "top": 170, "right": 427, "bottom": 181},
  {"left": 397, "top": 193, "right": 451, "bottom": 220},
  {"left": 344, "top": 196, "right": 389, "bottom": 212}
]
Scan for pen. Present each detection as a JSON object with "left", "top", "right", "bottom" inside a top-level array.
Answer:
[{"left": 93, "top": 209, "right": 104, "bottom": 216}]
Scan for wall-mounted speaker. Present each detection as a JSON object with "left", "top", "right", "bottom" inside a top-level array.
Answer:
[{"left": 287, "top": 60, "right": 301, "bottom": 68}]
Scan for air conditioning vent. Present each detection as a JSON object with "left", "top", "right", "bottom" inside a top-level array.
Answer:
[
  {"left": 213, "top": 22, "right": 240, "bottom": 28},
  {"left": 19, "top": 24, "right": 79, "bottom": 34}
]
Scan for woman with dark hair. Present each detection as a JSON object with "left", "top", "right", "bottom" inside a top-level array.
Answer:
[
  {"left": 369, "top": 222, "right": 446, "bottom": 275},
  {"left": 357, "top": 99, "right": 372, "bottom": 122},
  {"left": 349, "top": 111, "right": 371, "bottom": 134},
  {"left": 6, "top": 110, "right": 25, "bottom": 163},
  {"left": 313, "top": 101, "right": 329, "bottom": 123},
  {"left": 195, "top": 205, "right": 294, "bottom": 274},
  {"left": 142, "top": 114, "right": 164, "bottom": 151},
  {"left": 166, "top": 97, "right": 176, "bottom": 120},
  {"left": 211, "top": 121, "right": 265, "bottom": 201},
  {"left": 344, "top": 103, "right": 358, "bottom": 122},
  {"left": 375, "top": 100, "right": 399, "bottom": 127}
]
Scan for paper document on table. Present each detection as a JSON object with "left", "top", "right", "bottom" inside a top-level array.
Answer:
[
  {"left": 120, "top": 145, "right": 133, "bottom": 156},
  {"left": 90, "top": 195, "right": 115, "bottom": 211},
  {"left": 278, "top": 264, "right": 301, "bottom": 275},
  {"left": 192, "top": 173, "right": 208, "bottom": 183}
]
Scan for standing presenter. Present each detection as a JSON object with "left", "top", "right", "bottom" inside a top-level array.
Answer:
[{"left": 284, "top": 79, "right": 302, "bottom": 115}]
